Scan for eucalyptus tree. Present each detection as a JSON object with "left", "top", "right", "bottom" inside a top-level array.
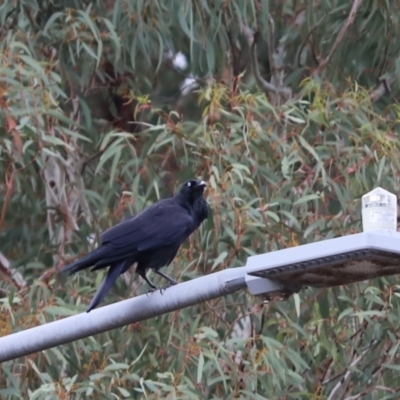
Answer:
[{"left": 1, "top": 0, "right": 400, "bottom": 398}]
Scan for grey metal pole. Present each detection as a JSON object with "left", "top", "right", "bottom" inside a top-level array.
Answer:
[{"left": 0, "top": 267, "right": 247, "bottom": 363}]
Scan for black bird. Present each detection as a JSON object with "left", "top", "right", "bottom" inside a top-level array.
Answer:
[{"left": 61, "top": 179, "right": 208, "bottom": 312}]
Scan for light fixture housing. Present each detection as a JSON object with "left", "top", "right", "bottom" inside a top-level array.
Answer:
[{"left": 245, "top": 230, "right": 400, "bottom": 299}]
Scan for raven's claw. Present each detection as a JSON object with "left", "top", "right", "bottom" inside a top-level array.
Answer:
[
  {"left": 147, "top": 283, "right": 178, "bottom": 295},
  {"left": 159, "top": 285, "right": 171, "bottom": 295}
]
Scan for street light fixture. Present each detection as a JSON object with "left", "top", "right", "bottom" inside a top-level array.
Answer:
[
  {"left": 246, "top": 229, "right": 400, "bottom": 300},
  {"left": 246, "top": 187, "right": 400, "bottom": 300}
]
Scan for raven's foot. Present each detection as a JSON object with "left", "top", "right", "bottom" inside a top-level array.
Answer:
[
  {"left": 146, "top": 286, "right": 159, "bottom": 295},
  {"left": 159, "top": 284, "right": 172, "bottom": 295},
  {"left": 147, "top": 283, "right": 177, "bottom": 295}
]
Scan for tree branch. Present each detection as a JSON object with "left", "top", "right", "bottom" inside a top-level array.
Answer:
[
  {"left": 298, "top": 13, "right": 328, "bottom": 67},
  {"left": 316, "top": 0, "right": 364, "bottom": 73},
  {"left": 370, "top": 76, "right": 396, "bottom": 102},
  {"left": 267, "top": 14, "right": 276, "bottom": 74},
  {"left": 326, "top": 340, "right": 377, "bottom": 400},
  {"left": 0, "top": 252, "right": 27, "bottom": 290},
  {"left": 0, "top": 165, "right": 14, "bottom": 234},
  {"left": 240, "top": 23, "right": 291, "bottom": 102},
  {"left": 241, "top": 25, "right": 278, "bottom": 94}
]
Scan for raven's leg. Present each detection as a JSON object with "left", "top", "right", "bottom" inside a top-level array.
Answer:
[
  {"left": 152, "top": 269, "right": 178, "bottom": 285},
  {"left": 136, "top": 269, "right": 158, "bottom": 290}
]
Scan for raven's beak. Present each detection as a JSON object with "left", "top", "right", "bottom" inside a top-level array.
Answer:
[{"left": 197, "top": 180, "right": 207, "bottom": 187}]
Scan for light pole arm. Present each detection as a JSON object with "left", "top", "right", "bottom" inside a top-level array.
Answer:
[{"left": 0, "top": 267, "right": 248, "bottom": 363}]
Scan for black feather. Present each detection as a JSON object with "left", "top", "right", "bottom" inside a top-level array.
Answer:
[{"left": 86, "top": 259, "right": 131, "bottom": 312}]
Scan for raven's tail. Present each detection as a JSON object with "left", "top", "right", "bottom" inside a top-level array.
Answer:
[
  {"left": 61, "top": 245, "right": 111, "bottom": 275},
  {"left": 86, "top": 260, "right": 128, "bottom": 312}
]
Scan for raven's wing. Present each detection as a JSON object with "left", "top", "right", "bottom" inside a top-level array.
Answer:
[
  {"left": 100, "top": 200, "right": 164, "bottom": 243},
  {"left": 100, "top": 201, "right": 195, "bottom": 252}
]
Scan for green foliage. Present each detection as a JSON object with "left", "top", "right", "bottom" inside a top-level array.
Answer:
[{"left": 1, "top": 0, "right": 400, "bottom": 399}]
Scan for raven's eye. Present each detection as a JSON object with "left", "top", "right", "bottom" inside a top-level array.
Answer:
[{"left": 187, "top": 182, "right": 192, "bottom": 187}]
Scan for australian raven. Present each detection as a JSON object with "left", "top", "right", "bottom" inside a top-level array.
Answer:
[{"left": 61, "top": 179, "right": 208, "bottom": 312}]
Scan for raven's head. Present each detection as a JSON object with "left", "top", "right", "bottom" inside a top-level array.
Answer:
[
  {"left": 179, "top": 179, "right": 207, "bottom": 201},
  {"left": 179, "top": 179, "right": 209, "bottom": 224}
]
